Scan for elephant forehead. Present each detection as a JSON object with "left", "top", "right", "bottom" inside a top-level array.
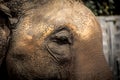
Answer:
[
  {"left": 30, "top": 3, "right": 99, "bottom": 40},
  {"left": 13, "top": 2, "right": 100, "bottom": 46},
  {"left": 15, "top": 15, "right": 54, "bottom": 40}
]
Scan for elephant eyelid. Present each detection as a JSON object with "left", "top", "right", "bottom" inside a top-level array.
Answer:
[
  {"left": 49, "top": 27, "right": 73, "bottom": 45},
  {"left": 46, "top": 26, "right": 73, "bottom": 45}
]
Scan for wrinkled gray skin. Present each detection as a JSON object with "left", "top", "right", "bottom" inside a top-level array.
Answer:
[{"left": 0, "top": 0, "right": 113, "bottom": 80}]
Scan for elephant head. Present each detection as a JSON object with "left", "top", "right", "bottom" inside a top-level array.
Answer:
[{"left": 0, "top": 0, "right": 113, "bottom": 80}]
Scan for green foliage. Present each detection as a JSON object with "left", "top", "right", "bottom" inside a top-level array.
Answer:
[{"left": 82, "top": 0, "right": 119, "bottom": 16}]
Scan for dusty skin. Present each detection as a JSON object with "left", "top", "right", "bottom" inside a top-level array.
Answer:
[{"left": 0, "top": 0, "right": 113, "bottom": 80}]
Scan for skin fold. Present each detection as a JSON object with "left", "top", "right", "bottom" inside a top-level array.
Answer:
[
  {"left": 0, "top": 0, "right": 113, "bottom": 80},
  {"left": 0, "top": 10, "right": 10, "bottom": 66}
]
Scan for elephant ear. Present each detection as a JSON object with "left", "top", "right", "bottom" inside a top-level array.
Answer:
[{"left": 0, "top": 4, "right": 10, "bottom": 67}]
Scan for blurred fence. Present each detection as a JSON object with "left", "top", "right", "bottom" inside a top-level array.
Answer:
[{"left": 97, "top": 16, "right": 120, "bottom": 80}]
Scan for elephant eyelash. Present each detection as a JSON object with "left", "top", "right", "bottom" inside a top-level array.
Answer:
[{"left": 50, "top": 36, "right": 71, "bottom": 45}]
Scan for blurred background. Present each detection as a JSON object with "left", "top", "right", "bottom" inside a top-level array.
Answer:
[{"left": 80, "top": 0, "right": 120, "bottom": 80}]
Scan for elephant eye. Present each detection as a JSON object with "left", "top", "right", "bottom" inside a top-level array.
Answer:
[
  {"left": 45, "top": 27, "right": 73, "bottom": 65},
  {"left": 50, "top": 29, "right": 73, "bottom": 45},
  {"left": 51, "top": 35, "right": 71, "bottom": 45}
]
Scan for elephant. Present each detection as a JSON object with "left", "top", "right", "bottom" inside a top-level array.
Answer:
[{"left": 0, "top": 0, "right": 113, "bottom": 80}]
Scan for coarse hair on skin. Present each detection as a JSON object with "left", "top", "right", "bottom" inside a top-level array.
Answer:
[
  {"left": 0, "top": 0, "right": 83, "bottom": 29},
  {"left": 0, "top": 0, "right": 82, "bottom": 17}
]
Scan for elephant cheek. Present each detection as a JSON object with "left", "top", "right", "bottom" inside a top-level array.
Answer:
[
  {"left": 6, "top": 39, "right": 63, "bottom": 79},
  {"left": 72, "top": 35, "right": 113, "bottom": 80}
]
